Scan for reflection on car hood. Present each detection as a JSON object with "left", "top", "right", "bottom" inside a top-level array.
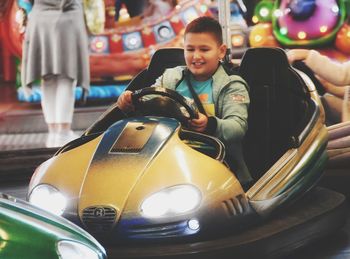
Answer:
[{"left": 78, "top": 117, "right": 181, "bottom": 218}]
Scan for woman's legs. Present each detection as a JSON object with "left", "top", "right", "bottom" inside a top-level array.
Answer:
[
  {"left": 41, "top": 75, "right": 58, "bottom": 132},
  {"left": 41, "top": 75, "right": 78, "bottom": 147},
  {"left": 55, "top": 76, "right": 76, "bottom": 133},
  {"left": 41, "top": 76, "right": 59, "bottom": 147}
]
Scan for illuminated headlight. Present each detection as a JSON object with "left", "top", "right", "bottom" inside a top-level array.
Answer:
[
  {"left": 29, "top": 184, "right": 67, "bottom": 216},
  {"left": 57, "top": 241, "right": 101, "bottom": 259},
  {"left": 141, "top": 185, "right": 201, "bottom": 218}
]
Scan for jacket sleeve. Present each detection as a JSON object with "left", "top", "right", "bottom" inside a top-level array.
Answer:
[
  {"left": 213, "top": 80, "right": 250, "bottom": 145},
  {"left": 150, "top": 67, "right": 183, "bottom": 90},
  {"left": 151, "top": 74, "right": 165, "bottom": 88},
  {"left": 305, "top": 50, "right": 350, "bottom": 86}
]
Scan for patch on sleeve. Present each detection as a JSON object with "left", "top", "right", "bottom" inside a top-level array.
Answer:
[{"left": 230, "top": 94, "right": 246, "bottom": 103}]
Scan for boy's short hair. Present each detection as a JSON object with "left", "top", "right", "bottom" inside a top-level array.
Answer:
[{"left": 184, "top": 16, "right": 223, "bottom": 45}]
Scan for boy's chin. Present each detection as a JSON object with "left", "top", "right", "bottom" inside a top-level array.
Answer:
[
  {"left": 189, "top": 69, "right": 203, "bottom": 76},
  {"left": 190, "top": 71, "right": 209, "bottom": 81}
]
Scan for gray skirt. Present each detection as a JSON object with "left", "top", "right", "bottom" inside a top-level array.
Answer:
[{"left": 21, "top": 0, "right": 90, "bottom": 93}]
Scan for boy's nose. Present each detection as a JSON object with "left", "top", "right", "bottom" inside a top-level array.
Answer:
[{"left": 193, "top": 51, "right": 201, "bottom": 59}]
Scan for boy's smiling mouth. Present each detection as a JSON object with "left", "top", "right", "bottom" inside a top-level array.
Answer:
[{"left": 192, "top": 61, "right": 205, "bottom": 68}]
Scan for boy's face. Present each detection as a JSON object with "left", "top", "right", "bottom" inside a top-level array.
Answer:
[{"left": 184, "top": 32, "right": 226, "bottom": 81}]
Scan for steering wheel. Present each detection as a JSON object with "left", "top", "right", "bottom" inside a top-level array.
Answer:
[
  {"left": 292, "top": 60, "right": 326, "bottom": 96},
  {"left": 131, "top": 87, "right": 199, "bottom": 125}
]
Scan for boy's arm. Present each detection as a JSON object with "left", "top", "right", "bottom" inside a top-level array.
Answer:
[{"left": 213, "top": 81, "right": 250, "bottom": 144}]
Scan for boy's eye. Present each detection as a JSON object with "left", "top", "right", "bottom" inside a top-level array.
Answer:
[
  {"left": 186, "top": 48, "right": 210, "bottom": 52},
  {"left": 186, "top": 48, "right": 195, "bottom": 52}
]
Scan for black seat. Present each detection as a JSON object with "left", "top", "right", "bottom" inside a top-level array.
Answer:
[
  {"left": 126, "top": 48, "right": 186, "bottom": 91},
  {"left": 239, "top": 47, "right": 312, "bottom": 180}
]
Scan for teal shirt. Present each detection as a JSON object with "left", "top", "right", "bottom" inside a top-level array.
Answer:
[{"left": 176, "top": 75, "right": 215, "bottom": 116}]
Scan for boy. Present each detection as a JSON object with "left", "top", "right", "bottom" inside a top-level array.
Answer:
[{"left": 117, "top": 16, "right": 252, "bottom": 189}]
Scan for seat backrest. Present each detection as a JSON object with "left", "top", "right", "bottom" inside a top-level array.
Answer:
[
  {"left": 126, "top": 48, "right": 185, "bottom": 91},
  {"left": 239, "top": 47, "right": 310, "bottom": 180}
]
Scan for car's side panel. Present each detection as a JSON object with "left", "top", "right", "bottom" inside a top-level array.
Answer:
[
  {"left": 247, "top": 116, "right": 328, "bottom": 216},
  {"left": 0, "top": 207, "right": 58, "bottom": 258},
  {"left": 0, "top": 196, "right": 106, "bottom": 258}
]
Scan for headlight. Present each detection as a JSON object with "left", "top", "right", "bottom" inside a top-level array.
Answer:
[
  {"left": 29, "top": 184, "right": 67, "bottom": 216},
  {"left": 141, "top": 185, "right": 201, "bottom": 218},
  {"left": 57, "top": 241, "right": 101, "bottom": 259}
]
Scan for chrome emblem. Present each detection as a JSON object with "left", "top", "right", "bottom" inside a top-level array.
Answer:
[{"left": 93, "top": 207, "right": 106, "bottom": 217}]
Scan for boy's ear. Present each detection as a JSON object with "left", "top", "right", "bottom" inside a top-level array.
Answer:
[{"left": 219, "top": 44, "right": 227, "bottom": 59}]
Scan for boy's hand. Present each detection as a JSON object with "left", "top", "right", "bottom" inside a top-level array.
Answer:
[
  {"left": 116, "top": 90, "right": 134, "bottom": 112},
  {"left": 188, "top": 112, "right": 208, "bottom": 132}
]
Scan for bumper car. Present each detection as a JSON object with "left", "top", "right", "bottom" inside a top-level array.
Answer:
[
  {"left": 292, "top": 59, "right": 350, "bottom": 198},
  {"left": 27, "top": 48, "right": 332, "bottom": 249},
  {"left": 0, "top": 193, "right": 106, "bottom": 258},
  {"left": 291, "top": 60, "right": 350, "bottom": 167}
]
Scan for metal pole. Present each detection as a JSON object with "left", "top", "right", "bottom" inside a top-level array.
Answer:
[{"left": 218, "top": 0, "right": 232, "bottom": 60}]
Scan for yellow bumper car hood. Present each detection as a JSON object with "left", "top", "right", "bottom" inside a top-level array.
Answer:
[{"left": 78, "top": 117, "right": 180, "bottom": 221}]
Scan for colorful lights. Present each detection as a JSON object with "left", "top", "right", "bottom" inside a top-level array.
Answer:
[
  {"left": 254, "top": 35, "right": 262, "bottom": 43},
  {"left": 199, "top": 4, "right": 208, "bottom": 14},
  {"left": 95, "top": 41, "right": 104, "bottom": 49},
  {"left": 270, "top": 0, "right": 346, "bottom": 46},
  {"left": 259, "top": 7, "right": 270, "bottom": 18},
  {"left": 273, "top": 9, "right": 283, "bottom": 18},
  {"left": 123, "top": 32, "right": 143, "bottom": 51},
  {"left": 331, "top": 5, "right": 339, "bottom": 14},
  {"left": 249, "top": 23, "right": 279, "bottom": 48},
  {"left": 253, "top": 1, "right": 274, "bottom": 23},
  {"left": 252, "top": 15, "right": 259, "bottom": 24},
  {"left": 280, "top": 27, "right": 288, "bottom": 35},
  {"left": 90, "top": 36, "right": 109, "bottom": 53},
  {"left": 320, "top": 26, "right": 328, "bottom": 33},
  {"left": 231, "top": 34, "right": 244, "bottom": 47},
  {"left": 297, "top": 31, "right": 307, "bottom": 39}
]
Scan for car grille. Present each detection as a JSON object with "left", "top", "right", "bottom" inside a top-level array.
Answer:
[
  {"left": 222, "top": 194, "right": 249, "bottom": 217},
  {"left": 125, "top": 220, "right": 192, "bottom": 239},
  {"left": 82, "top": 206, "right": 117, "bottom": 233}
]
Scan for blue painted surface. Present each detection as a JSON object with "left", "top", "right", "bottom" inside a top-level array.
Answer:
[
  {"left": 17, "top": 85, "right": 127, "bottom": 103},
  {"left": 18, "top": 0, "right": 32, "bottom": 13}
]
